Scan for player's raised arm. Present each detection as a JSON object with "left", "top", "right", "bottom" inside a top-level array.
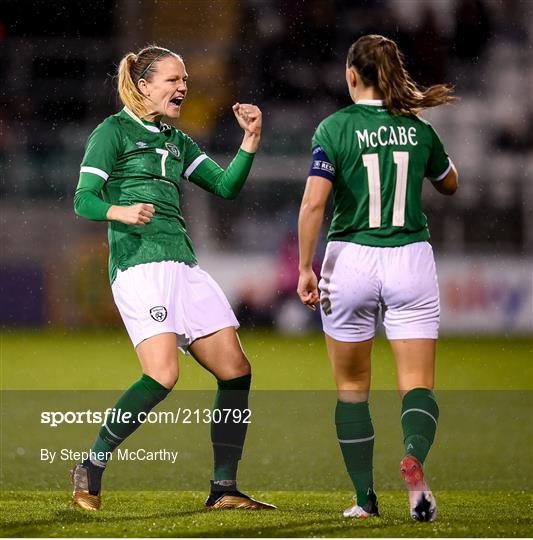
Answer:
[
  {"left": 183, "top": 103, "right": 262, "bottom": 200},
  {"left": 233, "top": 102, "right": 262, "bottom": 153}
]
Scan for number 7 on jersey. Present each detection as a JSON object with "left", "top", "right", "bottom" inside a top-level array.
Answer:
[{"left": 156, "top": 148, "right": 169, "bottom": 177}]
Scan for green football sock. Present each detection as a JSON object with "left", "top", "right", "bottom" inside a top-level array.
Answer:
[
  {"left": 335, "top": 400, "right": 375, "bottom": 506},
  {"left": 89, "top": 374, "right": 170, "bottom": 465},
  {"left": 211, "top": 374, "right": 251, "bottom": 483},
  {"left": 401, "top": 387, "right": 439, "bottom": 464}
]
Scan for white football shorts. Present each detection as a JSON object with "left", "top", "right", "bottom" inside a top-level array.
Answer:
[
  {"left": 111, "top": 261, "right": 239, "bottom": 351},
  {"left": 319, "top": 241, "right": 440, "bottom": 342}
]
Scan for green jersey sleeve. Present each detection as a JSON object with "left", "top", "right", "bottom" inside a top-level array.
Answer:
[
  {"left": 181, "top": 135, "right": 255, "bottom": 200},
  {"left": 74, "top": 117, "right": 124, "bottom": 220},
  {"left": 311, "top": 120, "right": 337, "bottom": 170},
  {"left": 425, "top": 124, "right": 451, "bottom": 181}
]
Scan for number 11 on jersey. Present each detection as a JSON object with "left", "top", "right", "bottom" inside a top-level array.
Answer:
[{"left": 362, "top": 151, "right": 409, "bottom": 228}]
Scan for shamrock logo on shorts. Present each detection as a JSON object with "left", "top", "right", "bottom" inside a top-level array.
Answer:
[{"left": 150, "top": 306, "right": 168, "bottom": 322}]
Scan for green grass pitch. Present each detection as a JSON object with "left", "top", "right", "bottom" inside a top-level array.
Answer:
[
  {"left": 1, "top": 330, "right": 532, "bottom": 537},
  {"left": 2, "top": 490, "right": 532, "bottom": 537}
]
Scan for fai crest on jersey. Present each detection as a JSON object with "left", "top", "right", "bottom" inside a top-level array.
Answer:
[
  {"left": 150, "top": 306, "right": 168, "bottom": 322},
  {"left": 136, "top": 141, "right": 148, "bottom": 148},
  {"left": 165, "top": 142, "right": 180, "bottom": 158}
]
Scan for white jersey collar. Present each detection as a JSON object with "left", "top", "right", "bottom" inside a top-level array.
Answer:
[
  {"left": 123, "top": 107, "right": 170, "bottom": 133},
  {"left": 356, "top": 99, "right": 384, "bottom": 106}
]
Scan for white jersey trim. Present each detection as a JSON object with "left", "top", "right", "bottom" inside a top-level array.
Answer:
[
  {"left": 429, "top": 158, "right": 452, "bottom": 182},
  {"left": 183, "top": 154, "right": 208, "bottom": 179},
  {"left": 356, "top": 99, "right": 384, "bottom": 106},
  {"left": 123, "top": 106, "right": 160, "bottom": 133},
  {"left": 80, "top": 166, "right": 109, "bottom": 181}
]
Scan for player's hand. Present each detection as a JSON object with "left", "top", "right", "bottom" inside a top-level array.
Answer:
[
  {"left": 107, "top": 203, "right": 155, "bottom": 225},
  {"left": 233, "top": 103, "right": 262, "bottom": 138},
  {"left": 297, "top": 269, "right": 320, "bottom": 311}
]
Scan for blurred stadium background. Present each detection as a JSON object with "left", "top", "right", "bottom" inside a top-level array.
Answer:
[{"left": 1, "top": 0, "right": 532, "bottom": 337}]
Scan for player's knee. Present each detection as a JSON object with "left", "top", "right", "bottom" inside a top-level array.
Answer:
[
  {"left": 236, "top": 362, "right": 252, "bottom": 379},
  {"left": 161, "top": 374, "right": 179, "bottom": 390},
  {"left": 148, "top": 363, "right": 179, "bottom": 389},
  {"left": 218, "top": 354, "right": 251, "bottom": 381},
  {"left": 335, "top": 366, "right": 371, "bottom": 386},
  {"left": 228, "top": 361, "right": 251, "bottom": 380},
  {"left": 335, "top": 370, "right": 371, "bottom": 397},
  {"left": 155, "top": 373, "right": 179, "bottom": 390}
]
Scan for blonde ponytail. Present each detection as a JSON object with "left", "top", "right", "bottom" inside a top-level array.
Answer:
[
  {"left": 116, "top": 46, "right": 180, "bottom": 117},
  {"left": 348, "top": 35, "right": 456, "bottom": 116},
  {"left": 118, "top": 53, "right": 149, "bottom": 117}
]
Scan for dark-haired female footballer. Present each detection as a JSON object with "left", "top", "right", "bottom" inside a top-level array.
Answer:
[
  {"left": 297, "top": 35, "right": 458, "bottom": 522},
  {"left": 71, "top": 45, "right": 275, "bottom": 511}
]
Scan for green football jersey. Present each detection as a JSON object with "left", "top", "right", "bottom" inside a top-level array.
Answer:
[
  {"left": 76, "top": 107, "right": 254, "bottom": 283},
  {"left": 311, "top": 100, "right": 450, "bottom": 247}
]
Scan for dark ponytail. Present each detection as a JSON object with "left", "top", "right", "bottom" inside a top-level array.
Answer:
[{"left": 347, "top": 34, "right": 456, "bottom": 116}]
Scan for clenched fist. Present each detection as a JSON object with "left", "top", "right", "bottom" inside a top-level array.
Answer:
[
  {"left": 233, "top": 103, "right": 262, "bottom": 153},
  {"left": 233, "top": 103, "right": 262, "bottom": 136},
  {"left": 107, "top": 203, "right": 155, "bottom": 225}
]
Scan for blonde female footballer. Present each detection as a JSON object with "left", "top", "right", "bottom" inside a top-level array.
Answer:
[
  {"left": 71, "top": 45, "right": 275, "bottom": 511},
  {"left": 297, "top": 35, "right": 458, "bottom": 522}
]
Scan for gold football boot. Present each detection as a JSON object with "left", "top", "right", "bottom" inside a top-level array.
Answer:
[
  {"left": 205, "top": 481, "right": 276, "bottom": 510},
  {"left": 70, "top": 463, "right": 102, "bottom": 510}
]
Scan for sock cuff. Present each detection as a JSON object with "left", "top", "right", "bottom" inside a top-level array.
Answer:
[
  {"left": 140, "top": 374, "right": 171, "bottom": 399},
  {"left": 217, "top": 373, "right": 251, "bottom": 391},
  {"left": 211, "top": 479, "right": 237, "bottom": 492},
  {"left": 335, "top": 400, "right": 370, "bottom": 424},
  {"left": 402, "top": 387, "right": 439, "bottom": 420},
  {"left": 402, "top": 387, "right": 435, "bottom": 402}
]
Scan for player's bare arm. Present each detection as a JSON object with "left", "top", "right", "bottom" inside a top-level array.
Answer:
[
  {"left": 298, "top": 34, "right": 457, "bottom": 522},
  {"left": 431, "top": 162, "right": 458, "bottom": 195},
  {"left": 297, "top": 176, "right": 332, "bottom": 310}
]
